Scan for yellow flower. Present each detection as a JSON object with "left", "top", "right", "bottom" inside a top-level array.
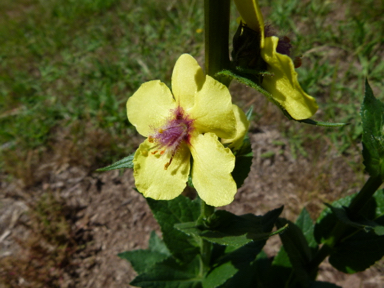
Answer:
[
  {"left": 221, "top": 104, "right": 249, "bottom": 150},
  {"left": 127, "top": 54, "right": 243, "bottom": 207},
  {"left": 233, "top": 0, "right": 318, "bottom": 120}
]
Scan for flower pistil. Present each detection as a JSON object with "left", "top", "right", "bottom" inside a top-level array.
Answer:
[{"left": 147, "top": 106, "right": 194, "bottom": 170}]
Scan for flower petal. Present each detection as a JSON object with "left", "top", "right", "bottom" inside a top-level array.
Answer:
[
  {"left": 133, "top": 139, "right": 190, "bottom": 200},
  {"left": 233, "top": 0, "right": 264, "bottom": 48},
  {"left": 190, "top": 133, "right": 237, "bottom": 207},
  {"left": 127, "top": 80, "right": 176, "bottom": 137},
  {"left": 189, "top": 75, "right": 236, "bottom": 139},
  {"left": 261, "top": 36, "right": 318, "bottom": 120},
  {"left": 172, "top": 54, "right": 205, "bottom": 110},
  {"left": 222, "top": 105, "right": 250, "bottom": 150}
]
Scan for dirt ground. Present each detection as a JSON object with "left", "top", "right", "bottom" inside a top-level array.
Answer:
[{"left": 1, "top": 94, "right": 383, "bottom": 287}]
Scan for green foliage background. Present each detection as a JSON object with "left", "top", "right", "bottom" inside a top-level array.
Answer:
[{"left": 1, "top": 0, "right": 384, "bottom": 172}]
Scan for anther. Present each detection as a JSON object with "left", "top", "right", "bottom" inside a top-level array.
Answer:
[{"left": 164, "top": 155, "right": 174, "bottom": 170}]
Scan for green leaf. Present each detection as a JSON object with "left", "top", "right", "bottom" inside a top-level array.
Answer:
[
  {"left": 315, "top": 190, "right": 384, "bottom": 243},
  {"left": 96, "top": 154, "right": 134, "bottom": 171},
  {"left": 245, "top": 106, "right": 253, "bottom": 121},
  {"left": 147, "top": 196, "right": 201, "bottom": 263},
  {"left": 314, "top": 194, "right": 355, "bottom": 244},
  {"left": 295, "top": 208, "right": 318, "bottom": 250},
  {"left": 267, "top": 209, "right": 318, "bottom": 288},
  {"left": 232, "top": 137, "right": 253, "bottom": 188},
  {"left": 298, "top": 118, "right": 347, "bottom": 127},
  {"left": 275, "top": 218, "right": 314, "bottom": 287},
  {"left": 267, "top": 246, "right": 293, "bottom": 288},
  {"left": 314, "top": 190, "right": 384, "bottom": 273},
  {"left": 328, "top": 225, "right": 384, "bottom": 273},
  {"left": 325, "top": 203, "right": 384, "bottom": 235},
  {"left": 361, "top": 79, "right": 384, "bottom": 179},
  {"left": 119, "top": 250, "right": 169, "bottom": 275},
  {"left": 176, "top": 206, "right": 285, "bottom": 247},
  {"left": 360, "top": 189, "right": 384, "bottom": 218},
  {"left": 252, "top": 251, "right": 271, "bottom": 287},
  {"left": 202, "top": 262, "right": 238, "bottom": 288},
  {"left": 203, "top": 208, "right": 283, "bottom": 288},
  {"left": 372, "top": 189, "right": 384, "bottom": 216},
  {"left": 214, "top": 238, "right": 270, "bottom": 287},
  {"left": 149, "top": 230, "right": 172, "bottom": 255},
  {"left": 118, "top": 231, "right": 170, "bottom": 274},
  {"left": 130, "top": 256, "right": 203, "bottom": 288}
]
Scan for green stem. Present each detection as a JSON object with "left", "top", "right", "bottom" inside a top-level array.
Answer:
[
  {"left": 309, "top": 175, "right": 383, "bottom": 272},
  {"left": 204, "top": 0, "right": 231, "bottom": 85},
  {"left": 199, "top": 0, "right": 230, "bottom": 274},
  {"left": 200, "top": 200, "right": 215, "bottom": 272},
  {"left": 201, "top": 199, "right": 215, "bottom": 218},
  {"left": 348, "top": 175, "right": 382, "bottom": 214}
]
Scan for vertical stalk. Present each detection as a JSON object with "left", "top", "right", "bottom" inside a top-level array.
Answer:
[
  {"left": 200, "top": 201, "right": 215, "bottom": 272},
  {"left": 204, "top": 0, "right": 231, "bottom": 84},
  {"left": 348, "top": 175, "right": 382, "bottom": 214},
  {"left": 200, "top": 0, "right": 231, "bottom": 274}
]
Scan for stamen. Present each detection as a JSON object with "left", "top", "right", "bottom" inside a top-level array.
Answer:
[
  {"left": 163, "top": 150, "right": 177, "bottom": 170},
  {"left": 164, "top": 156, "right": 174, "bottom": 170},
  {"left": 147, "top": 106, "right": 194, "bottom": 171}
]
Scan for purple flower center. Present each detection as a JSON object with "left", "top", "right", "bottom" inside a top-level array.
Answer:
[{"left": 148, "top": 106, "right": 194, "bottom": 169}]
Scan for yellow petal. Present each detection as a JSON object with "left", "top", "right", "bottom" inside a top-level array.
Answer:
[
  {"left": 233, "top": 0, "right": 264, "bottom": 48},
  {"left": 261, "top": 36, "right": 318, "bottom": 120},
  {"left": 189, "top": 75, "right": 236, "bottom": 139},
  {"left": 190, "top": 133, "right": 237, "bottom": 207},
  {"left": 127, "top": 80, "right": 176, "bottom": 137},
  {"left": 133, "top": 139, "right": 190, "bottom": 200},
  {"left": 172, "top": 54, "right": 205, "bottom": 110},
  {"left": 222, "top": 105, "right": 250, "bottom": 150}
]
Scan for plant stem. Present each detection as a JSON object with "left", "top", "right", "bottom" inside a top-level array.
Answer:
[
  {"left": 348, "top": 175, "right": 382, "bottom": 215},
  {"left": 199, "top": 200, "right": 215, "bottom": 272},
  {"left": 201, "top": 199, "right": 215, "bottom": 218},
  {"left": 309, "top": 175, "right": 383, "bottom": 272},
  {"left": 204, "top": 0, "right": 231, "bottom": 85},
  {"left": 199, "top": 0, "right": 231, "bottom": 274}
]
